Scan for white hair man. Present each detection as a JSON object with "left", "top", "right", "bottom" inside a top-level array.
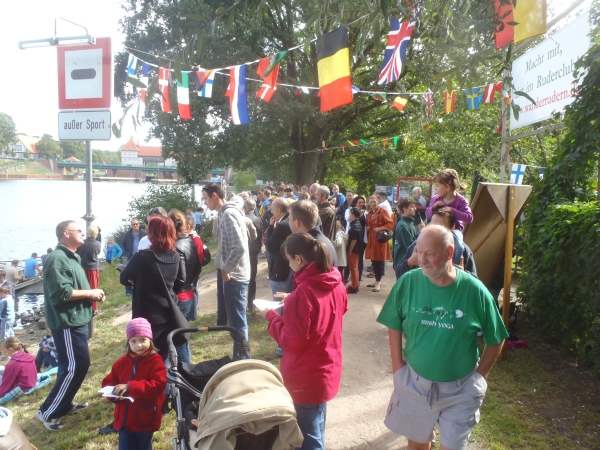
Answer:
[
  {"left": 377, "top": 225, "right": 508, "bottom": 450},
  {"left": 315, "top": 185, "right": 336, "bottom": 242}
]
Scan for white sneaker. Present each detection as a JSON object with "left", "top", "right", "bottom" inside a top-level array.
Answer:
[{"left": 36, "top": 409, "right": 65, "bottom": 431}]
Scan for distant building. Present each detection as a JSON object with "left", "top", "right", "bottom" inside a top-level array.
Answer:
[
  {"left": 120, "top": 137, "right": 176, "bottom": 167},
  {"left": 4, "top": 134, "right": 40, "bottom": 160}
]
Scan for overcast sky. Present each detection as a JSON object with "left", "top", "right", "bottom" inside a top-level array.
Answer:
[{"left": 0, "top": 0, "right": 589, "bottom": 152}]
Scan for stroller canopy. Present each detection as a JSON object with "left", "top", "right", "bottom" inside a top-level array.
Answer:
[{"left": 191, "top": 360, "right": 303, "bottom": 450}]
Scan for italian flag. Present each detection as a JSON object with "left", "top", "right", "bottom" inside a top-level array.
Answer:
[{"left": 177, "top": 72, "right": 191, "bottom": 120}]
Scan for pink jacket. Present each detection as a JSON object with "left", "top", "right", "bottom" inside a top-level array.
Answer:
[
  {"left": 0, "top": 351, "right": 37, "bottom": 397},
  {"left": 266, "top": 263, "right": 348, "bottom": 404}
]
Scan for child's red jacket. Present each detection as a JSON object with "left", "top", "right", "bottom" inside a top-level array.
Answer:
[{"left": 102, "top": 352, "right": 167, "bottom": 432}]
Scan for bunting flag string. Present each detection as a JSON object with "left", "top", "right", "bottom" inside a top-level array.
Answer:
[
  {"left": 291, "top": 134, "right": 406, "bottom": 154},
  {"left": 120, "top": 6, "right": 515, "bottom": 128}
]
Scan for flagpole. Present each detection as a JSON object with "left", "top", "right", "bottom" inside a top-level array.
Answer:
[{"left": 500, "top": 69, "right": 509, "bottom": 182}]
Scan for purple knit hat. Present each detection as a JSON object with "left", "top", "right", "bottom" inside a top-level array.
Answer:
[{"left": 126, "top": 318, "right": 153, "bottom": 341}]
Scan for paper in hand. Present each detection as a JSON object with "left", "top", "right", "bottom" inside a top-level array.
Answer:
[
  {"left": 253, "top": 299, "right": 283, "bottom": 311},
  {"left": 98, "top": 386, "right": 134, "bottom": 402}
]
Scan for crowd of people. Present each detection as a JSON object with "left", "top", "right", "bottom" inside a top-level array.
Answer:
[{"left": 0, "top": 167, "right": 511, "bottom": 450}]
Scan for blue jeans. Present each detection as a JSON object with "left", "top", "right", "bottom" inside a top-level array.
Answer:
[
  {"left": 118, "top": 429, "right": 153, "bottom": 450},
  {"left": 223, "top": 278, "right": 250, "bottom": 360},
  {"left": 173, "top": 301, "right": 192, "bottom": 364},
  {"left": 294, "top": 403, "right": 327, "bottom": 450},
  {"left": 125, "top": 257, "right": 133, "bottom": 295},
  {"left": 269, "top": 280, "right": 288, "bottom": 301},
  {"left": 190, "top": 283, "right": 199, "bottom": 321},
  {"left": 216, "top": 270, "right": 227, "bottom": 326},
  {"left": 0, "top": 319, "right": 14, "bottom": 340}
]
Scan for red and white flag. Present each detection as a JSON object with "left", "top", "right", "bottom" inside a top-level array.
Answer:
[
  {"left": 255, "top": 57, "right": 280, "bottom": 102},
  {"left": 483, "top": 82, "right": 503, "bottom": 104},
  {"left": 159, "top": 67, "right": 171, "bottom": 113}
]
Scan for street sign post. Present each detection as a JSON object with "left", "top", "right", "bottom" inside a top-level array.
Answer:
[{"left": 57, "top": 37, "right": 112, "bottom": 231}]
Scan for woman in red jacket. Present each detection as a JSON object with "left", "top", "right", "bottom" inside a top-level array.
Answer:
[
  {"left": 102, "top": 318, "right": 167, "bottom": 450},
  {"left": 264, "top": 232, "right": 348, "bottom": 450}
]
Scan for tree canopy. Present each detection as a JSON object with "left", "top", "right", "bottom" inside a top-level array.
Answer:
[
  {"left": 0, "top": 112, "right": 17, "bottom": 152},
  {"left": 115, "top": 0, "right": 558, "bottom": 190}
]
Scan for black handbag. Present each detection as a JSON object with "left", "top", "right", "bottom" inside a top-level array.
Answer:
[
  {"left": 376, "top": 209, "right": 393, "bottom": 243},
  {"left": 151, "top": 257, "right": 190, "bottom": 346}
]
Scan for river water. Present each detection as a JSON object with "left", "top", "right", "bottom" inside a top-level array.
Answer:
[{"left": 0, "top": 180, "right": 204, "bottom": 321}]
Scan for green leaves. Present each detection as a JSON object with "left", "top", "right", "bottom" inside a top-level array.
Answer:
[
  {"left": 514, "top": 90, "right": 536, "bottom": 105},
  {"left": 174, "top": 54, "right": 182, "bottom": 85},
  {"left": 126, "top": 76, "right": 147, "bottom": 89}
]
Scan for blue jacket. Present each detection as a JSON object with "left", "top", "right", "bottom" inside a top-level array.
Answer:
[
  {"left": 121, "top": 229, "right": 146, "bottom": 260},
  {"left": 106, "top": 243, "right": 123, "bottom": 261}
]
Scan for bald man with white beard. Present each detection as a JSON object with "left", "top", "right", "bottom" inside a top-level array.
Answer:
[{"left": 377, "top": 225, "right": 508, "bottom": 450}]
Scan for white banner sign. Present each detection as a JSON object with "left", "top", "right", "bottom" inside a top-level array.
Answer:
[
  {"left": 510, "top": 10, "right": 591, "bottom": 130},
  {"left": 58, "top": 110, "right": 111, "bottom": 141}
]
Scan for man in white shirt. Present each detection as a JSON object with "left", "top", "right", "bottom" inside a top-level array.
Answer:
[{"left": 376, "top": 190, "right": 393, "bottom": 216}]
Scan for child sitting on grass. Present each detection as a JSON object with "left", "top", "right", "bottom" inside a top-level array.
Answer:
[
  {"left": 0, "top": 286, "right": 15, "bottom": 340},
  {"left": 0, "top": 338, "right": 36, "bottom": 399},
  {"left": 35, "top": 331, "right": 58, "bottom": 373},
  {"left": 102, "top": 318, "right": 167, "bottom": 450}
]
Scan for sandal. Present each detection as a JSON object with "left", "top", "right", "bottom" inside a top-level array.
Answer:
[{"left": 367, "top": 284, "right": 376, "bottom": 288}]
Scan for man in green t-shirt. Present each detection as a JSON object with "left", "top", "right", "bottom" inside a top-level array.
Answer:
[{"left": 377, "top": 225, "right": 508, "bottom": 450}]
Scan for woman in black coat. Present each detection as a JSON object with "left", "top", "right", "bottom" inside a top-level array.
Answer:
[{"left": 120, "top": 216, "right": 188, "bottom": 362}]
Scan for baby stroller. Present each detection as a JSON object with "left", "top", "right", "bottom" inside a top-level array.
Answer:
[{"left": 166, "top": 327, "right": 303, "bottom": 450}]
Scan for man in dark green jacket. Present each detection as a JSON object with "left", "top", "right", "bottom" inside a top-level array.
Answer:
[
  {"left": 36, "top": 220, "right": 105, "bottom": 432},
  {"left": 394, "top": 198, "right": 419, "bottom": 280}
]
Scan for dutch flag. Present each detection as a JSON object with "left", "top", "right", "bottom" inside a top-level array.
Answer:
[{"left": 225, "top": 65, "right": 249, "bottom": 125}]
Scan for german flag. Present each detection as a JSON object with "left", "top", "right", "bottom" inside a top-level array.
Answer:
[{"left": 317, "top": 27, "right": 353, "bottom": 112}]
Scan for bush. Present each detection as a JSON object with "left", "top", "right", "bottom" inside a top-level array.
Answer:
[
  {"left": 108, "top": 183, "right": 200, "bottom": 241},
  {"left": 518, "top": 202, "right": 600, "bottom": 371},
  {"left": 126, "top": 183, "right": 197, "bottom": 224},
  {"left": 201, "top": 218, "right": 214, "bottom": 242},
  {"left": 519, "top": 19, "right": 600, "bottom": 372}
]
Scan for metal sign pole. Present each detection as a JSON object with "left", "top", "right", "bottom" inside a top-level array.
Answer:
[{"left": 83, "top": 140, "right": 95, "bottom": 229}]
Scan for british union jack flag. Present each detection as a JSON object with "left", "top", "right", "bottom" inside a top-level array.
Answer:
[{"left": 377, "top": 16, "right": 416, "bottom": 85}]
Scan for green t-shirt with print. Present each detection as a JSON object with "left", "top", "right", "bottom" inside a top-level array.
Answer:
[{"left": 377, "top": 268, "right": 508, "bottom": 382}]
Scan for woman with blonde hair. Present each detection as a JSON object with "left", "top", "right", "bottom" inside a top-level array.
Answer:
[{"left": 365, "top": 195, "right": 394, "bottom": 292}]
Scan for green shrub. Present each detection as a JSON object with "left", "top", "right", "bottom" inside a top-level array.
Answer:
[
  {"left": 518, "top": 202, "right": 600, "bottom": 371},
  {"left": 519, "top": 15, "right": 600, "bottom": 372}
]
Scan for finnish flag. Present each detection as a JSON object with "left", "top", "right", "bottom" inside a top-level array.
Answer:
[{"left": 510, "top": 164, "right": 526, "bottom": 185}]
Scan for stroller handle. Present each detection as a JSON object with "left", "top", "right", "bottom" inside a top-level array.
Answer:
[{"left": 167, "top": 327, "right": 251, "bottom": 366}]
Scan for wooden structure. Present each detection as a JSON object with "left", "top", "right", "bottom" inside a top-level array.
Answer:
[{"left": 463, "top": 183, "right": 532, "bottom": 356}]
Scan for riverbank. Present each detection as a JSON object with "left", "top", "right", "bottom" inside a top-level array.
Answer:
[{"left": 6, "top": 264, "right": 600, "bottom": 449}]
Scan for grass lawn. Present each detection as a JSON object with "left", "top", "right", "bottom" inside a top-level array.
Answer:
[
  {"left": 471, "top": 327, "right": 600, "bottom": 449},
  {"left": 15, "top": 161, "right": 52, "bottom": 175}
]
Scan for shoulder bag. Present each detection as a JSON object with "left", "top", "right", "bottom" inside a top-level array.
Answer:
[
  {"left": 376, "top": 209, "right": 394, "bottom": 243},
  {"left": 147, "top": 252, "right": 190, "bottom": 346}
]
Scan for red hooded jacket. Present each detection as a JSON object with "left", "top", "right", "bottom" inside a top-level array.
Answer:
[
  {"left": 266, "top": 263, "right": 348, "bottom": 404},
  {"left": 101, "top": 352, "right": 167, "bottom": 432},
  {"left": 0, "top": 351, "right": 36, "bottom": 397}
]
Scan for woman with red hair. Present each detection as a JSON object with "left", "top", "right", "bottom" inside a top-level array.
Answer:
[{"left": 120, "top": 216, "right": 188, "bottom": 360}]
